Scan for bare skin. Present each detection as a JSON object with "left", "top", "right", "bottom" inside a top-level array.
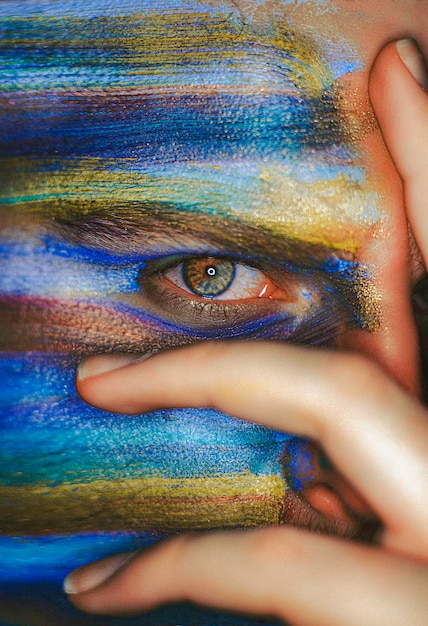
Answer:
[{"left": 63, "top": 41, "right": 428, "bottom": 626}]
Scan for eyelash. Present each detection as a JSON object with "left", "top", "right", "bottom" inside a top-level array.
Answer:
[{"left": 134, "top": 254, "right": 330, "bottom": 334}]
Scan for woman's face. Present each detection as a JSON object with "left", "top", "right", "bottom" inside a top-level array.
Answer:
[{"left": 0, "top": 1, "right": 427, "bottom": 623}]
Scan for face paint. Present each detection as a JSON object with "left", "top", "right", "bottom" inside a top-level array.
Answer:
[{"left": 0, "top": 1, "right": 421, "bottom": 624}]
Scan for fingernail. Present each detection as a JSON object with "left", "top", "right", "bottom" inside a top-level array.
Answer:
[
  {"left": 64, "top": 552, "right": 135, "bottom": 595},
  {"left": 77, "top": 352, "right": 153, "bottom": 381},
  {"left": 396, "top": 38, "right": 427, "bottom": 89}
]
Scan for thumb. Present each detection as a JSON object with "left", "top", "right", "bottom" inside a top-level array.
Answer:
[{"left": 369, "top": 39, "right": 428, "bottom": 265}]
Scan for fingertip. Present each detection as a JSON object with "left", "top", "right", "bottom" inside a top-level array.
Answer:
[
  {"left": 369, "top": 38, "right": 427, "bottom": 109},
  {"left": 396, "top": 38, "right": 428, "bottom": 90},
  {"left": 75, "top": 352, "right": 156, "bottom": 413},
  {"left": 64, "top": 552, "right": 136, "bottom": 604},
  {"left": 369, "top": 38, "right": 428, "bottom": 180},
  {"left": 369, "top": 40, "right": 401, "bottom": 113},
  {"left": 76, "top": 353, "right": 144, "bottom": 382}
]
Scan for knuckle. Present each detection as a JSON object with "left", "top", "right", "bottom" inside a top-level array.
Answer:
[
  {"left": 193, "top": 340, "right": 243, "bottom": 401},
  {"left": 155, "top": 535, "right": 194, "bottom": 601},
  {"left": 318, "top": 351, "right": 400, "bottom": 438},
  {"left": 324, "top": 351, "right": 388, "bottom": 401},
  {"left": 186, "top": 340, "right": 231, "bottom": 372},
  {"left": 248, "top": 527, "right": 307, "bottom": 569}
]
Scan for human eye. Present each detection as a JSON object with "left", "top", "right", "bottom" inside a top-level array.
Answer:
[
  {"left": 128, "top": 253, "right": 346, "bottom": 339},
  {"left": 162, "top": 256, "right": 287, "bottom": 301}
]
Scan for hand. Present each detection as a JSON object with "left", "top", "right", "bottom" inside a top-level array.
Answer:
[
  {"left": 63, "top": 40, "right": 428, "bottom": 625},
  {"left": 370, "top": 39, "right": 428, "bottom": 268}
]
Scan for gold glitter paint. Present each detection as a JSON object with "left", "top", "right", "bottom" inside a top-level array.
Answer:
[
  {"left": 1, "top": 157, "right": 382, "bottom": 253},
  {"left": 0, "top": 472, "right": 287, "bottom": 534},
  {"left": 354, "top": 273, "right": 383, "bottom": 332},
  {"left": 251, "top": 165, "right": 383, "bottom": 253}
]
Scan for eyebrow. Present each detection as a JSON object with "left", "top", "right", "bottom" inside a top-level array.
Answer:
[
  {"left": 49, "top": 202, "right": 358, "bottom": 274},
  {"left": 46, "top": 205, "right": 377, "bottom": 337},
  {"left": 1, "top": 152, "right": 378, "bottom": 252}
]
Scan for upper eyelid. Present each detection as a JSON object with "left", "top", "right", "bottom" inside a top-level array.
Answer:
[
  {"left": 49, "top": 214, "right": 344, "bottom": 272},
  {"left": 49, "top": 219, "right": 364, "bottom": 308},
  {"left": 140, "top": 252, "right": 294, "bottom": 278}
]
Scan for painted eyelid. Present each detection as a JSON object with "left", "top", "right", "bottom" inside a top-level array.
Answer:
[{"left": 141, "top": 252, "right": 303, "bottom": 281}]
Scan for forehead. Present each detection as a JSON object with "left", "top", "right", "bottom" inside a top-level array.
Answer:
[{"left": 0, "top": 0, "right": 380, "bottom": 252}]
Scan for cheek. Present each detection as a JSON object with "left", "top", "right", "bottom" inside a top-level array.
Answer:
[
  {"left": 0, "top": 230, "right": 194, "bottom": 353},
  {"left": 1, "top": 352, "right": 289, "bottom": 536}
]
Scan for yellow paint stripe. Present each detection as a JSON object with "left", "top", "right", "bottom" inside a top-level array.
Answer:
[
  {"left": 0, "top": 472, "right": 287, "bottom": 534},
  {"left": 0, "top": 156, "right": 381, "bottom": 253}
]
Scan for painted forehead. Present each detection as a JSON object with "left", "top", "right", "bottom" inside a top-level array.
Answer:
[{"left": 0, "top": 0, "right": 379, "bottom": 253}]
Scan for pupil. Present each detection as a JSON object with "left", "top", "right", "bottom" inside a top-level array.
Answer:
[{"left": 206, "top": 267, "right": 216, "bottom": 277}]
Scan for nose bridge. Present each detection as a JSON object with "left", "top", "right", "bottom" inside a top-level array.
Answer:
[{"left": 339, "top": 207, "right": 421, "bottom": 395}]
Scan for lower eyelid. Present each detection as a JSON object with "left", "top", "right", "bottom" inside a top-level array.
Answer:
[
  {"left": 155, "top": 292, "right": 294, "bottom": 331},
  {"left": 131, "top": 269, "right": 326, "bottom": 331},
  {"left": 129, "top": 281, "right": 271, "bottom": 329}
]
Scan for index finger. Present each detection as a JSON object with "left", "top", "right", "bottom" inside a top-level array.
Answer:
[
  {"left": 77, "top": 341, "right": 428, "bottom": 559},
  {"left": 369, "top": 39, "right": 428, "bottom": 265}
]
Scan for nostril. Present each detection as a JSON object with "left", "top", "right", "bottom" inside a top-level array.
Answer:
[
  {"left": 413, "top": 276, "right": 428, "bottom": 314},
  {"left": 281, "top": 438, "right": 333, "bottom": 492}
]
